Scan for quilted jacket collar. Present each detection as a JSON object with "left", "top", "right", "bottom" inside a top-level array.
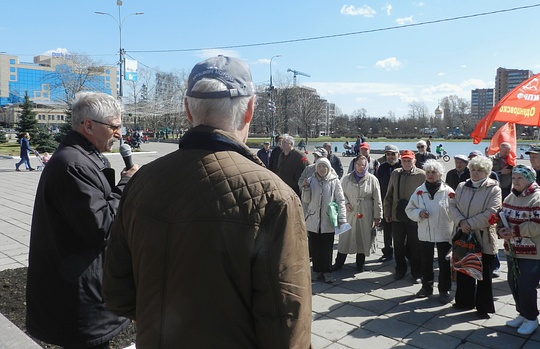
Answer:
[{"left": 179, "top": 125, "right": 264, "bottom": 167}]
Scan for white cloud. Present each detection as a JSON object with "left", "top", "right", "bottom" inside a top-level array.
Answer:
[
  {"left": 396, "top": 16, "right": 414, "bottom": 25},
  {"left": 461, "top": 64, "right": 467, "bottom": 68},
  {"left": 42, "top": 48, "right": 70, "bottom": 56},
  {"left": 375, "top": 57, "right": 402, "bottom": 70},
  {"left": 461, "top": 79, "right": 489, "bottom": 89},
  {"left": 196, "top": 49, "right": 240, "bottom": 59},
  {"left": 340, "top": 5, "right": 376, "bottom": 17},
  {"left": 438, "top": 72, "right": 445, "bottom": 76},
  {"left": 414, "top": 2, "right": 425, "bottom": 6},
  {"left": 383, "top": 4, "right": 392, "bottom": 16},
  {"left": 421, "top": 83, "right": 462, "bottom": 95}
]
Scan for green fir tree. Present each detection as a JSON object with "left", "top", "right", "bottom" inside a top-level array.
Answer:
[
  {"left": 55, "top": 105, "right": 72, "bottom": 143},
  {"left": 16, "top": 91, "right": 39, "bottom": 142}
]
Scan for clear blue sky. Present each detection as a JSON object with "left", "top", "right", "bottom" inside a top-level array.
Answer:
[{"left": 2, "top": 1, "right": 540, "bottom": 117}]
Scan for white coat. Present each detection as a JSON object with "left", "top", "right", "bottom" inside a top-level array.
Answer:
[
  {"left": 339, "top": 172, "right": 382, "bottom": 255},
  {"left": 405, "top": 182, "right": 455, "bottom": 243}
]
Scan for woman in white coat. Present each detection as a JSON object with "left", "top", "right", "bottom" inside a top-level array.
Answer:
[
  {"left": 333, "top": 155, "right": 382, "bottom": 272},
  {"left": 406, "top": 160, "right": 455, "bottom": 304},
  {"left": 302, "top": 158, "right": 346, "bottom": 283}
]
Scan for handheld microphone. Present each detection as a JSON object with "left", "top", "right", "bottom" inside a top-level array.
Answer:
[{"left": 119, "top": 144, "right": 133, "bottom": 170}]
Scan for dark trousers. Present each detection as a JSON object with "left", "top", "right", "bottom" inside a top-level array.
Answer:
[
  {"left": 508, "top": 258, "right": 540, "bottom": 320},
  {"left": 392, "top": 221, "right": 421, "bottom": 277},
  {"left": 381, "top": 220, "right": 394, "bottom": 257},
  {"left": 455, "top": 253, "right": 495, "bottom": 313},
  {"left": 419, "top": 240, "right": 451, "bottom": 293},
  {"left": 309, "top": 231, "right": 334, "bottom": 273}
]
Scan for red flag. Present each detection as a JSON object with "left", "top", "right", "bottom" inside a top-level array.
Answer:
[
  {"left": 471, "top": 73, "right": 540, "bottom": 143},
  {"left": 487, "top": 122, "right": 517, "bottom": 166}
]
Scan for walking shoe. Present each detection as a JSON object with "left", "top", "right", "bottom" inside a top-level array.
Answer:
[
  {"left": 311, "top": 271, "right": 323, "bottom": 281},
  {"left": 477, "top": 311, "right": 490, "bottom": 319},
  {"left": 439, "top": 292, "right": 452, "bottom": 304},
  {"left": 16, "top": 168, "right": 21, "bottom": 172},
  {"left": 416, "top": 288, "right": 433, "bottom": 298},
  {"left": 506, "top": 315, "right": 525, "bottom": 328},
  {"left": 29, "top": 167, "right": 35, "bottom": 171},
  {"left": 378, "top": 255, "right": 393, "bottom": 262},
  {"left": 517, "top": 318, "right": 539, "bottom": 335},
  {"left": 492, "top": 268, "right": 500, "bottom": 278},
  {"left": 323, "top": 272, "right": 335, "bottom": 283}
]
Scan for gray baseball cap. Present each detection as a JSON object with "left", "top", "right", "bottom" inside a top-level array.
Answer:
[
  {"left": 186, "top": 56, "right": 254, "bottom": 99},
  {"left": 384, "top": 144, "right": 399, "bottom": 153}
]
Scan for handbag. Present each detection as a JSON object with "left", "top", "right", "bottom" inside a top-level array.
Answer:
[
  {"left": 327, "top": 201, "right": 339, "bottom": 228},
  {"left": 451, "top": 228, "right": 483, "bottom": 280}
]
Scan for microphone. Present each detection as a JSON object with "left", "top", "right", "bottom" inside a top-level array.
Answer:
[{"left": 119, "top": 144, "right": 133, "bottom": 170}]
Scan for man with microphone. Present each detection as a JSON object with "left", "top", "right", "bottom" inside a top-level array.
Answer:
[{"left": 26, "top": 92, "right": 139, "bottom": 349}]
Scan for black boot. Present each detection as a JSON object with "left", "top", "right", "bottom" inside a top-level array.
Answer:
[
  {"left": 356, "top": 253, "right": 366, "bottom": 272},
  {"left": 332, "top": 252, "right": 347, "bottom": 271}
]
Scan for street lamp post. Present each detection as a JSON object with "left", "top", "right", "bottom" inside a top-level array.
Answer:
[
  {"left": 95, "top": 1, "right": 143, "bottom": 100},
  {"left": 269, "top": 55, "right": 281, "bottom": 146}
]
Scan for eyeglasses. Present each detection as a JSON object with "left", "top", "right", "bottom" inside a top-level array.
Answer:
[
  {"left": 417, "top": 146, "right": 425, "bottom": 149},
  {"left": 83, "top": 119, "right": 121, "bottom": 132}
]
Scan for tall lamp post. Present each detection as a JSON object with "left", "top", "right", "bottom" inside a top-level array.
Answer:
[
  {"left": 95, "top": 1, "right": 143, "bottom": 100},
  {"left": 269, "top": 54, "right": 281, "bottom": 146}
]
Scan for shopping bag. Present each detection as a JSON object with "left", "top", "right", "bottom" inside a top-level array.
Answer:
[{"left": 451, "top": 229, "right": 483, "bottom": 280}]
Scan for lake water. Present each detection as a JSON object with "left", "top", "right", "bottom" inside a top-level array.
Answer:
[{"left": 305, "top": 140, "right": 537, "bottom": 159}]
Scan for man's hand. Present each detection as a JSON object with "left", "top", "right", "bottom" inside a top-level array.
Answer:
[{"left": 121, "top": 164, "right": 139, "bottom": 178}]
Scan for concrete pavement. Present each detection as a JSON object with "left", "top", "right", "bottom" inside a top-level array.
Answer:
[{"left": 0, "top": 141, "right": 539, "bottom": 348}]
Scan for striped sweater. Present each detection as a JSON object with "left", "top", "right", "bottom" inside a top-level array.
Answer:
[{"left": 501, "top": 182, "right": 540, "bottom": 259}]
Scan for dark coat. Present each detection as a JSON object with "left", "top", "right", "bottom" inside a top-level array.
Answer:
[
  {"left": 26, "top": 131, "right": 130, "bottom": 347},
  {"left": 103, "top": 126, "right": 312, "bottom": 348},
  {"left": 445, "top": 168, "right": 470, "bottom": 190}
]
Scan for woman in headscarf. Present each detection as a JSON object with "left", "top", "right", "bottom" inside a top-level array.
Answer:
[
  {"left": 406, "top": 160, "right": 454, "bottom": 304},
  {"left": 302, "top": 158, "right": 346, "bottom": 283},
  {"left": 498, "top": 165, "right": 540, "bottom": 335},
  {"left": 449, "top": 156, "right": 501, "bottom": 319},
  {"left": 333, "top": 155, "right": 382, "bottom": 272}
]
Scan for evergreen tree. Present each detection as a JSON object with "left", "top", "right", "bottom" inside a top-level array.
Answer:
[
  {"left": 16, "top": 91, "right": 39, "bottom": 142},
  {"left": 0, "top": 128, "right": 7, "bottom": 144},
  {"left": 55, "top": 105, "right": 72, "bottom": 143},
  {"left": 33, "top": 125, "right": 58, "bottom": 153}
]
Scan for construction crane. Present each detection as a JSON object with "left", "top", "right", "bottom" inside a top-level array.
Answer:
[{"left": 287, "top": 68, "right": 310, "bottom": 86}]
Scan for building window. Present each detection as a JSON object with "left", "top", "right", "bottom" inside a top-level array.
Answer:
[
  {"left": 10, "top": 75, "right": 16, "bottom": 81},
  {"left": 10, "top": 67, "right": 16, "bottom": 72},
  {"left": 106, "top": 69, "right": 110, "bottom": 74},
  {"left": 106, "top": 76, "right": 110, "bottom": 81},
  {"left": 10, "top": 59, "right": 15, "bottom": 64}
]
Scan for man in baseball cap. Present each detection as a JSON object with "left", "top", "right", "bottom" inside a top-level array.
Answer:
[
  {"left": 383, "top": 149, "right": 425, "bottom": 283},
  {"left": 446, "top": 154, "right": 470, "bottom": 190},
  {"left": 525, "top": 146, "right": 540, "bottom": 184},
  {"left": 375, "top": 144, "right": 402, "bottom": 262},
  {"left": 104, "top": 56, "right": 312, "bottom": 348}
]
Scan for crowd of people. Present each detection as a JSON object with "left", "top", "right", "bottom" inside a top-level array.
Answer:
[{"left": 19, "top": 56, "right": 540, "bottom": 348}]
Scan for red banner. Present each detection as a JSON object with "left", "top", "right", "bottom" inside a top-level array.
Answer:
[
  {"left": 487, "top": 122, "right": 517, "bottom": 166},
  {"left": 471, "top": 73, "right": 540, "bottom": 143}
]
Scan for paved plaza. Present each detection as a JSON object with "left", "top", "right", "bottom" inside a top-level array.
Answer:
[{"left": 0, "top": 141, "right": 539, "bottom": 348}]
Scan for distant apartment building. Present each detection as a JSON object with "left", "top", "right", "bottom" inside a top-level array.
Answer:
[
  {"left": 471, "top": 88, "right": 494, "bottom": 119},
  {"left": 0, "top": 53, "right": 117, "bottom": 128},
  {"left": 495, "top": 67, "right": 533, "bottom": 102}
]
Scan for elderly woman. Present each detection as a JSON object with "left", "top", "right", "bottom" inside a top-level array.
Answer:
[
  {"left": 406, "top": 160, "right": 455, "bottom": 303},
  {"left": 302, "top": 158, "right": 346, "bottom": 283},
  {"left": 333, "top": 155, "right": 382, "bottom": 272},
  {"left": 449, "top": 156, "right": 502, "bottom": 319},
  {"left": 498, "top": 165, "right": 540, "bottom": 335}
]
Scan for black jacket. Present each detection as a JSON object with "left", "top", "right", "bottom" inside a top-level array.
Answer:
[
  {"left": 445, "top": 168, "right": 470, "bottom": 190},
  {"left": 26, "top": 131, "right": 129, "bottom": 347},
  {"left": 375, "top": 160, "right": 402, "bottom": 198}
]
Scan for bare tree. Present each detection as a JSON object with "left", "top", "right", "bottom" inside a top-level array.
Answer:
[
  {"left": 288, "top": 86, "right": 325, "bottom": 140},
  {"left": 441, "top": 95, "right": 471, "bottom": 135}
]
